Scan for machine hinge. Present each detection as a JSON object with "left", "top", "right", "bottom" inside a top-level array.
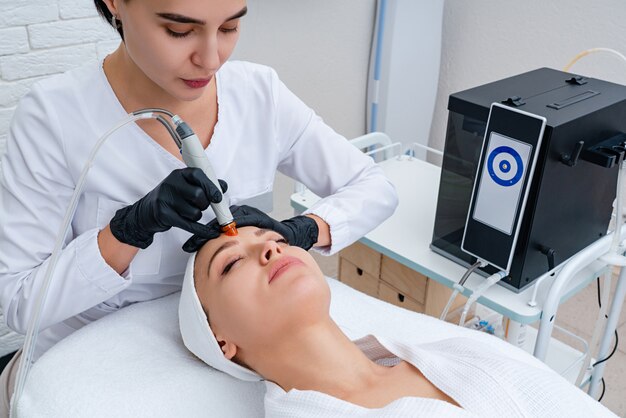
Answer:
[
  {"left": 566, "top": 76, "right": 588, "bottom": 85},
  {"left": 501, "top": 96, "right": 526, "bottom": 107}
]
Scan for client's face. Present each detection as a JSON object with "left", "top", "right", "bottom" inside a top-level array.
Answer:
[{"left": 194, "top": 226, "right": 330, "bottom": 355}]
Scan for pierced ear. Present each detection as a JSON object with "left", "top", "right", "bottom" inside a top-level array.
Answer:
[{"left": 215, "top": 335, "right": 238, "bottom": 360}]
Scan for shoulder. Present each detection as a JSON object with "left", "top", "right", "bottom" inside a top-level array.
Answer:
[
  {"left": 220, "top": 60, "right": 279, "bottom": 80},
  {"left": 219, "top": 60, "right": 281, "bottom": 93},
  {"left": 29, "top": 61, "right": 102, "bottom": 98},
  {"left": 16, "top": 61, "right": 104, "bottom": 117},
  {"left": 9, "top": 61, "right": 111, "bottom": 156}
]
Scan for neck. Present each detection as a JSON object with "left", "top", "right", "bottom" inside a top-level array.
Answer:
[{"left": 247, "top": 320, "right": 386, "bottom": 398}]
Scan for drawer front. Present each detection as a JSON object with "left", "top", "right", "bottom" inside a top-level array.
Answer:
[
  {"left": 339, "top": 242, "right": 381, "bottom": 277},
  {"left": 425, "top": 279, "right": 468, "bottom": 319},
  {"left": 339, "top": 259, "right": 379, "bottom": 298},
  {"left": 378, "top": 281, "right": 425, "bottom": 313},
  {"left": 380, "top": 256, "right": 427, "bottom": 303}
]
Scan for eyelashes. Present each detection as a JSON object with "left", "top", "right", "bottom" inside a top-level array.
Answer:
[
  {"left": 166, "top": 28, "right": 191, "bottom": 38},
  {"left": 220, "top": 238, "right": 289, "bottom": 276},
  {"left": 222, "top": 256, "right": 243, "bottom": 275},
  {"left": 220, "top": 27, "right": 239, "bottom": 34},
  {"left": 165, "top": 26, "right": 239, "bottom": 39}
]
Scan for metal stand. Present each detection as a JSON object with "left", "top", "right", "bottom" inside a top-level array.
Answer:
[
  {"left": 588, "top": 264, "right": 626, "bottom": 397},
  {"left": 533, "top": 225, "right": 626, "bottom": 396}
]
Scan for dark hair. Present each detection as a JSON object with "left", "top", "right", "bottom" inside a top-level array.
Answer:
[{"left": 94, "top": 0, "right": 125, "bottom": 40}]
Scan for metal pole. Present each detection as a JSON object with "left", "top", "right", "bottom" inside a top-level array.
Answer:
[
  {"left": 533, "top": 225, "right": 626, "bottom": 361},
  {"left": 534, "top": 235, "right": 610, "bottom": 360},
  {"left": 588, "top": 265, "right": 626, "bottom": 397}
]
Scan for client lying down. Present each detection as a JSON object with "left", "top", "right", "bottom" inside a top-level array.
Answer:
[{"left": 179, "top": 226, "right": 616, "bottom": 417}]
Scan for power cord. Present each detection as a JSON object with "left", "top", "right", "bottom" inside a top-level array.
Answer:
[
  {"left": 439, "top": 260, "right": 486, "bottom": 321},
  {"left": 593, "top": 276, "right": 620, "bottom": 402}
]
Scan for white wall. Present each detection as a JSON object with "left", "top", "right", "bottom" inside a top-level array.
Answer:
[
  {"left": 231, "top": 0, "right": 376, "bottom": 140},
  {"left": 430, "top": 0, "right": 626, "bottom": 150}
]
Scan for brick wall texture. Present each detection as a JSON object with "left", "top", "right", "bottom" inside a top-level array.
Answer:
[{"left": 0, "top": 0, "right": 119, "bottom": 156}]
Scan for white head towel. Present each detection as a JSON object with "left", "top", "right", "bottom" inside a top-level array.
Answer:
[{"left": 179, "top": 254, "right": 263, "bottom": 382}]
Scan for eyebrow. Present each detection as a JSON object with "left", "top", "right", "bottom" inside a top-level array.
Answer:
[
  {"left": 254, "top": 228, "right": 272, "bottom": 237},
  {"left": 208, "top": 240, "right": 239, "bottom": 274},
  {"left": 156, "top": 6, "right": 248, "bottom": 26}
]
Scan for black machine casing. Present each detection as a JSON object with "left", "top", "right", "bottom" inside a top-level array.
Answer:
[{"left": 430, "top": 68, "right": 626, "bottom": 292}]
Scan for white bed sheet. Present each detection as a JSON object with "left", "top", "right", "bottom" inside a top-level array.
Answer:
[{"left": 17, "top": 278, "right": 550, "bottom": 417}]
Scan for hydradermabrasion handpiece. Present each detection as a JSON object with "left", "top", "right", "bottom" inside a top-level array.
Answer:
[{"left": 172, "top": 115, "right": 238, "bottom": 236}]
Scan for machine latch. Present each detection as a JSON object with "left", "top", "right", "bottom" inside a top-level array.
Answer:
[
  {"left": 566, "top": 76, "right": 588, "bottom": 85},
  {"left": 560, "top": 141, "right": 585, "bottom": 167},
  {"left": 501, "top": 96, "right": 526, "bottom": 107}
]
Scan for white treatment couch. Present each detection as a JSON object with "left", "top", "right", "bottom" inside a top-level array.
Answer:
[{"left": 16, "top": 278, "right": 551, "bottom": 417}]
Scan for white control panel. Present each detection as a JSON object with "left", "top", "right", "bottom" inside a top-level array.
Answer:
[{"left": 473, "top": 133, "right": 533, "bottom": 235}]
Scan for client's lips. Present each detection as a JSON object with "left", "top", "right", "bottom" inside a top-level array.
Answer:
[{"left": 268, "top": 256, "right": 304, "bottom": 284}]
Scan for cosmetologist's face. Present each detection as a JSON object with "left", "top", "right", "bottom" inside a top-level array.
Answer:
[{"left": 108, "top": 0, "right": 247, "bottom": 101}]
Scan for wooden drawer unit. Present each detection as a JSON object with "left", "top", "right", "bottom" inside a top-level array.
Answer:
[
  {"left": 425, "top": 279, "right": 467, "bottom": 319},
  {"left": 380, "top": 255, "right": 427, "bottom": 304},
  {"left": 378, "top": 281, "right": 425, "bottom": 313},
  {"left": 339, "top": 241, "right": 381, "bottom": 277},
  {"left": 339, "top": 258, "right": 379, "bottom": 298},
  {"left": 338, "top": 242, "right": 459, "bottom": 318}
]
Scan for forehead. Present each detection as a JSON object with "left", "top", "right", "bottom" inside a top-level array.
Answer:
[
  {"left": 203, "top": 226, "right": 265, "bottom": 251},
  {"left": 140, "top": 0, "right": 247, "bottom": 15}
]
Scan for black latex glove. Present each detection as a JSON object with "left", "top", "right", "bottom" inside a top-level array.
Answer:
[
  {"left": 182, "top": 204, "right": 319, "bottom": 253},
  {"left": 110, "top": 168, "right": 227, "bottom": 249}
]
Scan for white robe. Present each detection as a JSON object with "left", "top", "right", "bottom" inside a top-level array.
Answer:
[{"left": 264, "top": 335, "right": 617, "bottom": 418}]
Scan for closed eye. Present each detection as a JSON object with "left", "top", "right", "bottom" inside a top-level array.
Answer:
[
  {"left": 166, "top": 28, "right": 192, "bottom": 38},
  {"left": 220, "top": 237, "right": 287, "bottom": 275},
  {"left": 220, "top": 25, "right": 239, "bottom": 33},
  {"left": 222, "top": 256, "right": 243, "bottom": 275}
]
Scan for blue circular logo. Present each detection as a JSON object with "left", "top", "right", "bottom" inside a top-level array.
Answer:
[{"left": 487, "top": 146, "right": 523, "bottom": 186}]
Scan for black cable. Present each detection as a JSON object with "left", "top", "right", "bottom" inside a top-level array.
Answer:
[
  {"left": 594, "top": 277, "right": 619, "bottom": 366},
  {"left": 592, "top": 331, "right": 618, "bottom": 367},
  {"left": 599, "top": 378, "right": 606, "bottom": 402},
  {"left": 592, "top": 276, "right": 620, "bottom": 402}
]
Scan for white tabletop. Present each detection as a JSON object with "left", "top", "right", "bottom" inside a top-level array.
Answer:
[{"left": 291, "top": 156, "right": 607, "bottom": 323}]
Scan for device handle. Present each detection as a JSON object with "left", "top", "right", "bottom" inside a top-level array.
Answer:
[{"left": 180, "top": 136, "right": 233, "bottom": 226}]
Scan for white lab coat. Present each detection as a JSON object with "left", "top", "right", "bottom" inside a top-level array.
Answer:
[{"left": 0, "top": 60, "right": 398, "bottom": 359}]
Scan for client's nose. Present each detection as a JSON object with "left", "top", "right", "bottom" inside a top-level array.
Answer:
[{"left": 261, "top": 240, "right": 282, "bottom": 263}]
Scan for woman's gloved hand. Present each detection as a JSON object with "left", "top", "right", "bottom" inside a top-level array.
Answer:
[
  {"left": 182, "top": 204, "right": 319, "bottom": 253},
  {"left": 110, "top": 168, "right": 227, "bottom": 249}
]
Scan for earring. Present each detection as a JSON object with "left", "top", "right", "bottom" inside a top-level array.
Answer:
[{"left": 111, "top": 15, "right": 120, "bottom": 28}]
